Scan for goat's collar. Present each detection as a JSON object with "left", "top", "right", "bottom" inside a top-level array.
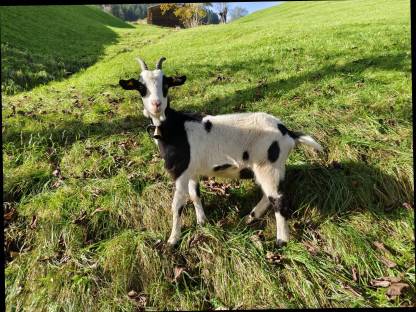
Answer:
[{"left": 146, "top": 124, "right": 162, "bottom": 140}]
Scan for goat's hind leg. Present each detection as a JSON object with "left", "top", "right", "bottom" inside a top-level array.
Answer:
[
  {"left": 167, "top": 175, "right": 189, "bottom": 246},
  {"left": 252, "top": 165, "right": 289, "bottom": 247},
  {"left": 188, "top": 178, "right": 207, "bottom": 225}
]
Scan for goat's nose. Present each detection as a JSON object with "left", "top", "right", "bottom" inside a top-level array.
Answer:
[{"left": 151, "top": 100, "right": 161, "bottom": 108}]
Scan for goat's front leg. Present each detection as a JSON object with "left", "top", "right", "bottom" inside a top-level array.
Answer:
[
  {"left": 167, "top": 176, "right": 189, "bottom": 246},
  {"left": 245, "top": 194, "right": 270, "bottom": 224},
  {"left": 188, "top": 178, "right": 207, "bottom": 225}
]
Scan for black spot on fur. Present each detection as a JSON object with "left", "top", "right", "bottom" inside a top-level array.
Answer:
[
  {"left": 196, "top": 182, "right": 200, "bottom": 197},
  {"left": 277, "top": 123, "right": 303, "bottom": 140},
  {"left": 239, "top": 168, "right": 254, "bottom": 179},
  {"left": 268, "top": 196, "right": 282, "bottom": 213},
  {"left": 268, "top": 195, "right": 290, "bottom": 218},
  {"left": 277, "top": 123, "right": 288, "bottom": 135},
  {"left": 213, "top": 164, "right": 232, "bottom": 171},
  {"left": 267, "top": 141, "right": 280, "bottom": 162},
  {"left": 288, "top": 130, "right": 302, "bottom": 140},
  {"left": 178, "top": 205, "right": 184, "bottom": 216},
  {"left": 156, "top": 107, "right": 204, "bottom": 180},
  {"left": 242, "top": 151, "right": 249, "bottom": 161},
  {"left": 204, "top": 120, "right": 212, "bottom": 132}
]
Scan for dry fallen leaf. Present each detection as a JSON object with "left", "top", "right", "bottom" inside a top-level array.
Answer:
[
  {"left": 4, "top": 209, "right": 16, "bottom": 221},
  {"left": 387, "top": 282, "right": 409, "bottom": 299},
  {"left": 373, "top": 241, "right": 388, "bottom": 253},
  {"left": 91, "top": 207, "right": 105, "bottom": 216},
  {"left": 370, "top": 276, "right": 403, "bottom": 289},
  {"left": 380, "top": 256, "right": 397, "bottom": 268},
  {"left": 303, "top": 241, "right": 319, "bottom": 256},
  {"left": 30, "top": 215, "right": 38, "bottom": 229},
  {"left": 73, "top": 211, "right": 87, "bottom": 224},
  {"left": 402, "top": 202, "right": 413, "bottom": 210},
  {"left": 172, "top": 266, "right": 185, "bottom": 283},
  {"left": 371, "top": 280, "right": 391, "bottom": 288},
  {"left": 266, "top": 251, "right": 284, "bottom": 264},
  {"left": 341, "top": 283, "right": 361, "bottom": 297},
  {"left": 189, "top": 233, "right": 209, "bottom": 248},
  {"left": 351, "top": 267, "right": 358, "bottom": 282}
]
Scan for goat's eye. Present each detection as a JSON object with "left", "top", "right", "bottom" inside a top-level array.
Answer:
[
  {"left": 138, "top": 85, "right": 147, "bottom": 97},
  {"left": 162, "top": 84, "right": 169, "bottom": 97}
]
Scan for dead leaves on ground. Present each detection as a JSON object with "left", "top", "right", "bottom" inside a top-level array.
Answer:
[
  {"left": 370, "top": 276, "right": 410, "bottom": 300},
  {"left": 265, "top": 251, "right": 284, "bottom": 265},
  {"left": 373, "top": 241, "right": 397, "bottom": 268},
  {"left": 127, "top": 290, "right": 148, "bottom": 311},
  {"left": 202, "top": 178, "right": 232, "bottom": 197}
]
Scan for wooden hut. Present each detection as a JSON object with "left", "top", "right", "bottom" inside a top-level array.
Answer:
[{"left": 147, "top": 4, "right": 184, "bottom": 28}]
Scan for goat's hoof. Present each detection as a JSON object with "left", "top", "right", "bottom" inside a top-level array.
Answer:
[
  {"left": 276, "top": 239, "right": 288, "bottom": 248},
  {"left": 197, "top": 217, "right": 208, "bottom": 226},
  {"left": 245, "top": 214, "right": 257, "bottom": 225},
  {"left": 167, "top": 237, "right": 180, "bottom": 247}
]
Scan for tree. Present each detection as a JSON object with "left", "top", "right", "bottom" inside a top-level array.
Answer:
[
  {"left": 214, "top": 2, "right": 228, "bottom": 23},
  {"left": 99, "top": 4, "right": 149, "bottom": 22},
  {"left": 229, "top": 6, "right": 248, "bottom": 22},
  {"left": 202, "top": 8, "right": 220, "bottom": 25},
  {"left": 160, "top": 3, "right": 207, "bottom": 28}
]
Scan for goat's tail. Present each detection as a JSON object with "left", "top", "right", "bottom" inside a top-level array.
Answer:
[
  {"left": 276, "top": 122, "right": 323, "bottom": 152},
  {"left": 295, "top": 134, "right": 323, "bottom": 152}
]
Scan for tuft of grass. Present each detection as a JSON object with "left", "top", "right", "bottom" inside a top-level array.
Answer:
[{"left": 3, "top": 0, "right": 414, "bottom": 310}]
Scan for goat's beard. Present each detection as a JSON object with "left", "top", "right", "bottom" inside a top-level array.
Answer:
[{"left": 144, "top": 108, "right": 166, "bottom": 126}]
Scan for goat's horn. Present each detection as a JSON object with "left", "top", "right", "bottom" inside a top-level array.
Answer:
[
  {"left": 136, "top": 57, "right": 148, "bottom": 71},
  {"left": 156, "top": 57, "right": 166, "bottom": 70}
]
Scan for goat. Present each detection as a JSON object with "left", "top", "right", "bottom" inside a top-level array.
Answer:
[{"left": 119, "top": 57, "right": 323, "bottom": 247}]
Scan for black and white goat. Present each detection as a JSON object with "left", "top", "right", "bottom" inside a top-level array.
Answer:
[{"left": 119, "top": 57, "right": 323, "bottom": 247}]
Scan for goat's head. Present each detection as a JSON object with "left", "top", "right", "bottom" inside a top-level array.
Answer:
[{"left": 119, "top": 57, "right": 186, "bottom": 123}]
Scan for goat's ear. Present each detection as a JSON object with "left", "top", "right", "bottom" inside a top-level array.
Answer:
[
  {"left": 119, "top": 78, "right": 147, "bottom": 96},
  {"left": 119, "top": 78, "right": 141, "bottom": 90},
  {"left": 166, "top": 75, "right": 187, "bottom": 87}
]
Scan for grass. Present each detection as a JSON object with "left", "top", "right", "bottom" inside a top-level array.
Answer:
[
  {"left": 3, "top": 0, "right": 414, "bottom": 310},
  {"left": 0, "top": 5, "right": 132, "bottom": 95}
]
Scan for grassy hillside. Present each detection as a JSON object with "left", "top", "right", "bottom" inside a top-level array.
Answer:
[
  {"left": 3, "top": 0, "right": 414, "bottom": 310},
  {"left": 0, "top": 5, "right": 131, "bottom": 95}
]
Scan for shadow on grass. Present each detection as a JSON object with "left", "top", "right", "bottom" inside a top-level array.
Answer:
[
  {"left": 181, "top": 52, "right": 410, "bottom": 115},
  {"left": 1, "top": 5, "right": 134, "bottom": 95},
  {"left": 203, "top": 160, "right": 413, "bottom": 228},
  {"left": 4, "top": 114, "right": 148, "bottom": 149}
]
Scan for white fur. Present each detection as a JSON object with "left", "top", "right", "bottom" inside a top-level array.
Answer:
[
  {"left": 166, "top": 112, "right": 322, "bottom": 245},
  {"left": 127, "top": 59, "right": 322, "bottom": 246},
  {"left": 139, "top": 70, "right": 166, "bottom": 125}
]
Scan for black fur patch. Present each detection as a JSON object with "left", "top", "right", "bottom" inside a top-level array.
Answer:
[
  {"left": 277, "top": 123, "right": 288, "bottom": 135},
  {"left": 239, "top": 168, "right": 254, "bottom": 179},
  {"left": 178, "top": 205, "right": 184, "bottom": 216},
  {"left": 196, "top": 182, "right": 200, "bottom": 197},
  {"left": 268, "top": 196, "right": 281, "bottom": 212},
  {"left": 156, "top": 107, "right": 204, "bottom": 180},
  {"left": 267, "top": 141, "right": 280, "bottom": 162},
  {"left": 213, "top": 164, "right": 232, "bottom": 171},
  {"left": 277, "top": 122, "right": 302, "bottom": 140},
  {"left": 242, "top": 151, "right": 249, "bottom": 161},
  {"left": 204, "top": 120, "right": 212, "bottom": 132},
  {"left": 268, "top": 196, "right": 290, "bottom": 218}
]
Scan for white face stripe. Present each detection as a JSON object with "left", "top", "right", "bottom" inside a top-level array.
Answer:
[{"left": 139, "top": 70, "right": 167, "bottom": 121}]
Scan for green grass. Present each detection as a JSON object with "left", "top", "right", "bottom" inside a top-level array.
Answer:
[
  {"left": 0, "top": 5, "right": 132, "bottom": 95},
  {"left": 3, "top": 0, "right": 414, "bottom": 310}
]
